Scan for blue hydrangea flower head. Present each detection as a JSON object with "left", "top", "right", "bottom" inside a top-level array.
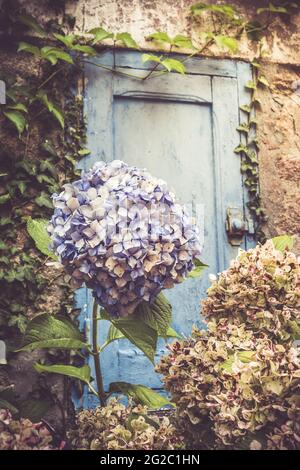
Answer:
[{"left": 48, "top": 160, "right": 202, "bottom": 316}]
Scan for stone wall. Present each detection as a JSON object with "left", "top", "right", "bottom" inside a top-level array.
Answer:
[{"left": 65, "top": 0, "right": 300, "bottom": 248}]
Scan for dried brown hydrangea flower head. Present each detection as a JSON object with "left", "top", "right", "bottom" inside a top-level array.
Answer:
[
  {"left": 157, "top": 241, "right": 300, "bottom": 450},
  {"left": 68, "top": 398, "right": 183, "bottom": 450},
  {"left": 0, "top": 409, "right": 57, "bottom": 450}
]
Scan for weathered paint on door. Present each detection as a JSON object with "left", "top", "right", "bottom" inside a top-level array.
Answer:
[{"left": 75, "top": 51, "right": 254, "bottom": 407}]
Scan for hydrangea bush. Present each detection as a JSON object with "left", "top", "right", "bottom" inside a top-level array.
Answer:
[
  {"left": 157, "top": 240, "right": 300, "bottom": 450},
  {"left": 48, "top": 160, "right": 202, "bottom": 317},
  {"left": 69, "top": 398, "right": 183, "bottom": 450},
  {"left": 0, "top": 409, "right": 58, "bottom": 450}
]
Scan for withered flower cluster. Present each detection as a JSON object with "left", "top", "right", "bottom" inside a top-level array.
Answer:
[
  {"left": 0, "top": 409, "right": 57, "bottom": 450},
  {"left": 157, "top": 241, "right": 300, "bottom": 450},
  {"left": 68, "top": 398, "right": 183, "bottom": 450}
]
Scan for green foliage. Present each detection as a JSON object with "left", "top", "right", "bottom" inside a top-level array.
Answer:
[
  {"left": 18, "top": 313, "right": 87, "bottom": 352},
  {"left": 18, "top": 42, "right": 74, "bottom": 65},
  {"left": 158, "top": 240, "right": 300, "bottom": 450},
  {"left": 26, "top": 217, "right": 57, "bottom": 260},
  {"left": 34, "top": 363, "right": 92, "bottom": 387},
  {"left": 272, "top": 234, "right": 294, "bottom": 252},
  {"left": 142, "top": 54, "right": 187, "bottom": 74},
  {"left": 109, "top": 382, "right": 173, "bottom": 409},
  {"left": 188, "top": 258, "right": 208, "bottom": 278},
  {"left": 147, "top": 32, "right": 196, "bottom": 50},
  {"left": 3, "top": 110, "right": 27, "bottom": 135}
]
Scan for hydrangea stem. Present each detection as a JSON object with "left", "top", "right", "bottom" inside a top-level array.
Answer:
[{"left": 92, "top": 298, "right": 106, "bottom": 407}]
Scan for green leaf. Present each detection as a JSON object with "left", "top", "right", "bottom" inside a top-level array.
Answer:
[
  {"left": 17, "top": 41, "right": 40, "bottom": 57},
  {"left": 18, "top": 399, "right": 52, "bottom": 422},
  {"left": 0, "top": 398, "right": 18, "bottom": 414},
  {"left": 240, "top": 104, "right": 251, "bottom": 114},
  {"left": 191, "top": 3, "right": 237, "bottom": 19},
  {"left": 18, "top": 14, "right": 46, "bottom": 37},
  {"left": 89, "top": 27, "right": 114, "bottom": 44},
  {"left": 272, "top": 235, "right": 294, "bottom": 252},
  {"left": 257, "top": 75, "right": 270, "bottom": 87},
  {"left": 161, "top": 58, "right": 186, "bottom": 74},
  {"left": 7, "top": 103, "right": 28, "bottom": 113},
  {"left": 141, "top": 53, "right": 162, "bottom": 65},
  {"left": 26, "top": 217, "right": 57, "bottom": 259},
  {"left": 3, "top": 110, "right": 27, "bottom": 135},
  {"left": 78, "top": 148, "right": 91, "bottom": 156},
  {"left": 37, "top": 91, "right": 64, "bottom": 128},
  {"left": 173, "top": 35, "right": 196, "bottom": 49},
  {"left": 35, "top": 192, "right": 53, "bottom": 209},
  {"left": 34, "top": 363, "right": 91, "bottom": 385},
  {"left": 53, "top": 33, "right": 76, "bottom": 48},
  {"left": 0, "top": 193, "right": 11, "bottom": 205},
  {"left": 116, "top": 32, "right": 139, "bottom": 49},
  {"left": 214, "top": 35, "right": 238, "bottom": 53},
  {"left": 18, "top": 313, "right": 87, "bottom": 352},
  {"left": 41, "top": 47, "right": 73, "bottom": 65},
  {"left": 72, "top": 44, "right": 96, "bottom": 55},
  {"left": 257, "top": 4, "right": 288, "bottom": 15},
  {"left": 245, "top": 80, "right": 257, "bottom": 90},
  {"left": 101, "top": 310, "right": 157, "bottom": 364},
  {"left": 101, "top": 323, "right": 179, "bottom": 352},
  {"left": 109, "top": 382, "right": 174, "bottom": 409},
  {"left": 134, "top": 293, "right": 172, "bottom": 336},
  {"left": 188, "top": 258, "right": 208, "bottom": 278},
  {"left": 221, "top": 351, "right": 256, "bottom": 372},
  {"left": 147, "top": 32, "right": 173, "bottom": 44}
]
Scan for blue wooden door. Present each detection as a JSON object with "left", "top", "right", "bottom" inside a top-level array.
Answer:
[{"left": 75, "top": 51, "right": 254, "bottom": 407}]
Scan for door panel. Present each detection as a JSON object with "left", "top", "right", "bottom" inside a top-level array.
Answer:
[{"left": 75, "top": 51, "right": 253, "bottom": 407}]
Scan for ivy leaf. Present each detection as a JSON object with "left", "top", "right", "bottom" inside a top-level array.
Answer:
[
  {"left": 18, "top": 14, "right": 46, "bottom": 37},
  {"left": 240, "top": 104, "right": 251, "bottom": 114},
  {"left": 100, "top": 309, "right": 158, "bottom": 364},
  {"left": 257, "top": 4, "right": 288, "bottom": 15},
  {"left": 134, "top": 293, "right": 172, "bottom": 336},
  {"left": 17, "top": 41, "right": 40, "bottom": 57},
  {"left": 35, "top": 192, "right": 53, "bottom": 209},
  {"left": 26, "top": 217, "right": 57, "bottom": 259},
  {"left": 188, "top": 258, "right": 208, "bottom": 278},
  {"left": 272, "top": 235, "right": 294, "bottom": 252},
  {"left": 34, "top": 363, "right": 92, "bottom": 386},
  {"left": 3, "top": 110, "right": 27, "bottom": 136},
  {"left": 89, "top": 27, "right": 114, "bottom": 44},
  {"left": 147, "top": 32, "right": 173, "bottom": 44},
  {"left": 245, "top": 80, "right": 257, "bottom": 90},
  {"left": 214, "top": 35, "right": 238, "bottom": 53},
  {"left": 37, "top": 91, "right": 64, "bottom": 128},
  {"left": 257, "top": 75, "right": 270, "bottom": 87},
  {"left": 72, "top": 44, "right": 97, "bottom": 55},
  {"left": 53, "top": 33, "right": 76, "bottom": 48},
  {"left": 173, "top": 35, "right": 196, "bottom": 49},
  {"left": 237, "top": 122, "right": 250, "bottom": 133},
  {"left": 41, "top": 47, "right": 73, "bottom": 65},
  {"left": 191, "top": 3, "right": 237, "bottom": 19},
  {"left": 18, "top": 313, "right": 87, "bottom": 352},
  {"left": 141, "top": 53, "right": 163, "bottom": 65},
  {"left": 109, "top": 382, "right": 174, "bottom": 409},
  {"left": 161, "top": 58, "right": 186, "bottom": 74},
  {"left": 7, "top": 103, "right": 28, "bottom": 113},
  {"left": 0, "top": 398, "right": 18, "bottom": 414},
  {"left": 116, "top": 32, "right": 139, "bottom": 49},
  {"left": 0, "top": 193, "right": 11, "bottom": 205}
]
